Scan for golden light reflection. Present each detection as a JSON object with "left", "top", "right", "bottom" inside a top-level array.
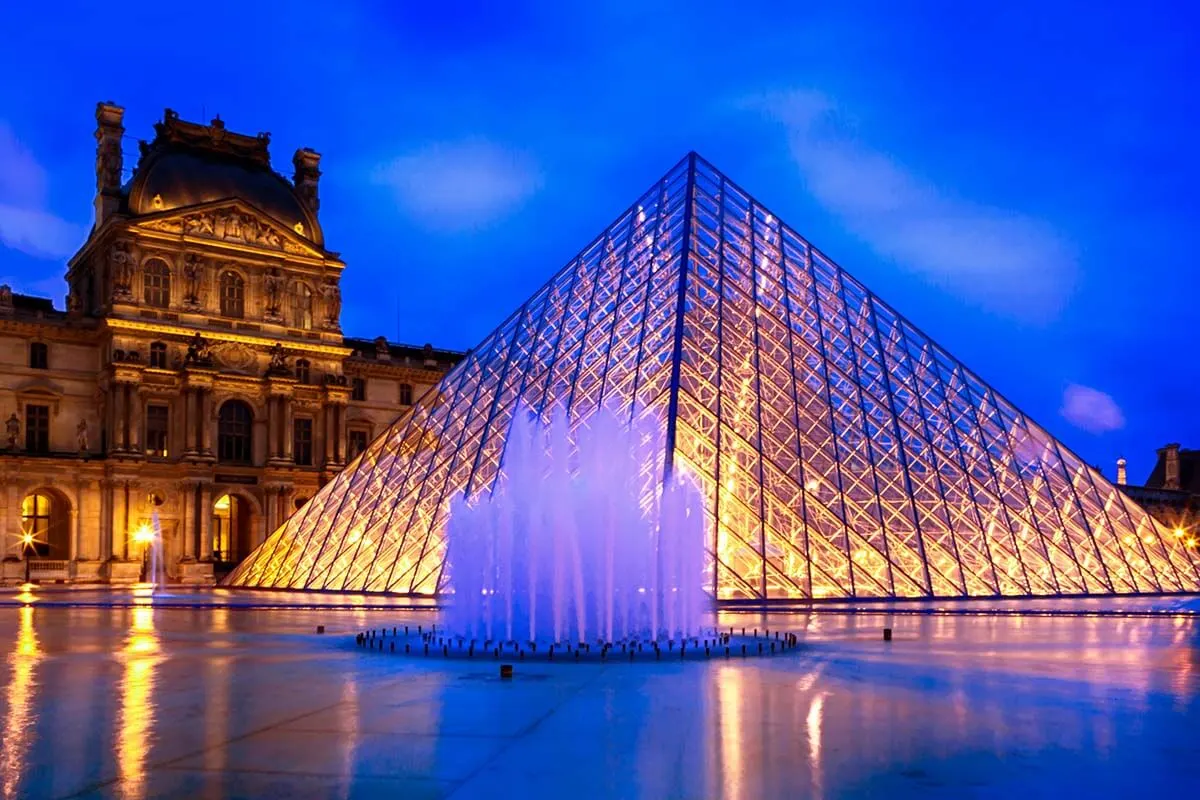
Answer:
[
  {"left": 1, "top": 606, "right": 40, "bottom": 800},
  {"left": 806, "top": 691, "right": 827, "bottom": 800},
  {"left": 716, "top": 665, "right": 744, "bottom": 800},
  {"left": 116, "top": 606, "right": 161, "bottom": 800}
]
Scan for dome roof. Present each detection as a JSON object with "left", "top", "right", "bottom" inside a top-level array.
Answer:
[{"left": 125, "top": 111, "right": 323, "bottom": 247}]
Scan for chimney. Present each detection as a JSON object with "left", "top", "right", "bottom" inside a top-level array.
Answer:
[
  {"left": 1116, "top": 457, "right": 1127, "bottom": 486},
  {"left": 94, "top": 101, "right": 125, "bottom": 226},
  {"left": 1160, "top": 443, "right": 1181, "bottom": 490},
  {"left": 293, "top": 148, "right": 322, "bottom": 216}
]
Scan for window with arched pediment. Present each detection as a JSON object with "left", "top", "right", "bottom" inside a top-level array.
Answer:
[
  {"left": 217, "top": 399, "right": 253, "bottom": 463},
  {"left": 143, "top": 259, "right": 171, "bottom": 308},
  {"left": 220, "top": 271, "right": 245, "bottom": 318},
  {"left": 291, "top": 282, "right": 314, "bottom": 330}
]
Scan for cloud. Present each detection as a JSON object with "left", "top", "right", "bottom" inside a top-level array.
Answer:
[
  {"left": 0, "top": 121, "right": 85, "bottom": 260},
  {"left": 373, "top": 139, "right": 543, "bottom": 232},
  {"left": 740, "top": 90, "right": 1076, "bottom": 322},
  {"left": 1060, "top": 383, "right": 1124, "bottom": 434}
]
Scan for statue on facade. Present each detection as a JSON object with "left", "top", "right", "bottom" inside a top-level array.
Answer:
[
  {"left": 321, "top": 280, "right": 341, "bottom": 327},
  {"left": 266, "top": 342, "right": 290, "bottom": 376},
  {"left": 182, "top": 254, "right": 203, "bottom": 306},
  {"left": 76, "top": 419, "right": 89, "bottom": 453},
  {"left": 0, "top": 285, "right": 12, "bottom": 315},
  {"left": 264, "top": 268, "right": 283, "bottom": 316},
  {"left": 110, "top": 240, "right": 134, "bottom": 298},
  {"left": 185, "top": 332, "right": 213, "bottom": 366},
  {"left": 5, "top": 413, "right": 19, "bottom": 450}
]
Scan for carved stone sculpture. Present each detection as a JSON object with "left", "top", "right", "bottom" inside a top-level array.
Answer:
[
  {"left": 182, "top": 254, "right": 203, "bottom": 306},
  {"left": 76, "top": 419, "right": 89, "bottom": 453},
  {"left": 321, "top": 280, "right": 341, "bottom": 327},
  {"left": 185, "top": 332, "right": 213, "bottom": 367},
  {"left": 110, "top": 240, "right": 134, "bottom": 299},
  {"left": 264, "top": 268, "right": 283, "bottom": 316},
  {"left": 266, "top": 342, "right": 291, "bottom": 376},
  {"left": 6, "top": 413, "right": 19, "bottom": 450}
]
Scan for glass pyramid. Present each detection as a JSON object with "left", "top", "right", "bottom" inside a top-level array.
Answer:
[{"left": 226, "top": 154, "right": 1200, "bottom": 599}]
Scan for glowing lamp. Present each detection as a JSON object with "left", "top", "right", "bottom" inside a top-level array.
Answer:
[
  {"left": 1174, "top": 528, "right": 1186, "bottom": 539},
  {"left": 132, "top": 524, "right": 155, "bottom": 545}
]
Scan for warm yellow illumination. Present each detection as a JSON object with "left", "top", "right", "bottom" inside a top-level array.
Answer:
[
  {"left": 1174, "top": 528, "right": 1186, "bottom": 538},
  {"left": 132, "top": 524, "right": 155, "bottom": 546},
  {"left": 20, "top": 533, "right": 33, "bottom": 548}
]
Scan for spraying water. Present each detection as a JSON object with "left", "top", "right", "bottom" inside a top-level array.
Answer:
[
  {"left": 444, "top": 406, "right": 709, "bottom": 646},
  {"left": 142, "top": 511, "right": 168, "bottom": 593}
]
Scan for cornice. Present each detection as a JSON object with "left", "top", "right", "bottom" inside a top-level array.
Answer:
[{"left": 105, "top": 317, "right": 353, "bottom": 357}]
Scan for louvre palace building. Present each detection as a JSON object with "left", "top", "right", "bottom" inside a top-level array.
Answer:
[{"left": 0, "top": 104, "right": 461, "bottom": 585}]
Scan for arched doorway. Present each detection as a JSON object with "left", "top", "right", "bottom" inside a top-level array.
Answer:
[
  {"left": 211, "top": 493, "right": 252, "bottom": 564},
  {"left": 21, "top": 490, "right": 70, "bottom": 559}
]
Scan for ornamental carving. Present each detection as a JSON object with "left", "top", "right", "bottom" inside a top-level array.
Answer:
[
  {"left": 140, "top": 209, "right": 314, "bottom": 256},
  {"left": 212, "top": 342, "right": 255, "bottom": 372},
  {"left": 264, "top": 267, "right": 284, "bottom": 319},
  {"left": 320, "top": 278, "right": 341, "bottom": 329}
]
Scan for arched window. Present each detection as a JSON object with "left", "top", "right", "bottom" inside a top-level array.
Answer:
[
  {"left": 149, "top": 341, "right": 168, "bottom": 369},
  {"left": 217, "top": 400, "right": 253, "bottom": 463},
  {"left": 291, "top": 283, "right": 314, "bottom": 330},
  {"left": 143, "top": 259, "right": 171, "bottom": 308},
  {"left": 219, "top": 271, "right": 245, "bottom": 318},
  {"left": 399, "top": 382, "right": 413, "bottom": 406},
  {"left": 20, "top": 492, "right": 62, "bottom": 558},
  {"left": 295, "top": 358, "right": 310, "bottom": 383}
]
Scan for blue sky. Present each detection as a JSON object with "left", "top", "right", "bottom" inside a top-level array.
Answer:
[{"left": 0, "top": 1, "right": 1196, "bottom": 481}]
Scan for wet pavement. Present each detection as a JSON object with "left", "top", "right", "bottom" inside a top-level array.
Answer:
[{"left": 1, "top": 589, "right": 1198, "bottom": 799}]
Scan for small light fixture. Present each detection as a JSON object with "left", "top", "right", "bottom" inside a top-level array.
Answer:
[
  {"left": 294, "top": 222, "right": 305, "bottom": 235},
  {"left": 151, "top": 193, "right": 164, "bottom": 209}
]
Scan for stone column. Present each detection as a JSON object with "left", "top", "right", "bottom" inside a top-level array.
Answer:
[
  {"left": 183, "top": 389, "right": 197, "bottom": 455},
  {"left": 129, "top": 387, "right": 144, "bottom": 455},
  {"left": 4, "top": 482, "right": 18, "bottom": 559},
  {"left": 178, "top": 481, "right": 192, "bottom": 562},
  {"left": 98, "top": 479, "right": 113, "bottom": 561},
  {"left": 112, "top": 481, "right": 127, "bottom": 560},
  {"left": 322, "top": 405, "right": 334, "bottom": 465},
  {"left": 334, "top": 405, "right": 344, "bottom": 464},
  {"left": 200, "top": 389, "right": 214, "bottom": 457},
  {"left": 112, "top": 383, "right": 127, "bottom": 452},
  {"left": 199, "top": 484, "right": 213, "bottom": 560},
  {"left": 72, "top": 481, "right": 85, "bottom": 561},
  {"left": 283, "top": 400, "right": 294, "bottom": 462}
]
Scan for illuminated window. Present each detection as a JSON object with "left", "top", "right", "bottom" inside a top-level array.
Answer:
[
  {"left": 291, "top": 283, "right": 314, "bottom": 330},
  {"left": 29, "top": 342, "right": 48, "bottom": 370},
  {"left": 21, "top": 492, "right": 53, "bottom": 557},
  {"left": 149, "top": 341, "right": 168, "bottom": 369},
  {"left": 217, "top": 400, "right": 253, "bottom": 463},
  {"left": 352, "top": 377, "right": 366, "bottom": 402},
  {"left": 25, "top": 404, "right": 49, "bottom": 453},
  {"left": 348, "top": 429, "right": 368, "bottom": 460},
  {"left": 143, "top": 259, "right": 171, "bottom": 308},
  {"left": 293, "top": 418, "right": 313, "bottom": 466},
  {"left": 399, "top": 382, "right": 413, "bottom": 406},
  {"left": 295, "top": 358, "right": 310, "bottom": 384},
  {"left": 211, "top": 493, "right": 239, "bottom": 562},
  {"left": 145, "top": 404, "right": 169, "bottom": 457},
  {"left": 219, "top": 271, "right": 245, "bottom": 318}
]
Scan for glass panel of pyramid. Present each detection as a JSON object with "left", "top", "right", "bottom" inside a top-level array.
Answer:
[{"left": 225, "top": 154, "right": 1200, "bottom": 599}]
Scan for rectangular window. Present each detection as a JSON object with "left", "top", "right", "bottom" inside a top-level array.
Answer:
[
  {"left": 348, "top": 429, "right": 368, "bottom": 460},
  {"left": 25, "top": 404, "right": 49, "bottom": 453},
  {"left": 29, "top": 342, "right": 48, "bottom": 370},
  {"left": 352, "top": 377, "right": 366, "bottom": 402},
  {"left": 293, "top": 418, "right": 314, "bottom": 466},
  {"left": 146, "top": 404, "right": 169, "bottom": 457}
]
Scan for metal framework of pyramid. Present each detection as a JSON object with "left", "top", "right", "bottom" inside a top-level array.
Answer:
[{"left": 227, "top": 153, "right": 1200, "bottom": 600}]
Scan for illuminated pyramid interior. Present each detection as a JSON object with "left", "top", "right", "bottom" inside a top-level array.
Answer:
[{"left": 226, "top": 154, "right": 1200, "bottom": 599}]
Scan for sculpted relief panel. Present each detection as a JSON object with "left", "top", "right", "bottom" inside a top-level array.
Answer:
[{"left": 141, "top": 209, "right": 312, "bottom": 256}]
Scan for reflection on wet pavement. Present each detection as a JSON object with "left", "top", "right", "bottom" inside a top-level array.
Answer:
[{"left": 0, "top": 592, "right": 1196, "bottom": 798}]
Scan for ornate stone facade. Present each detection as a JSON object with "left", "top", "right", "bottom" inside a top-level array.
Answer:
[{"left": 0, "top": 104, "right": 462, "bottom": 586}]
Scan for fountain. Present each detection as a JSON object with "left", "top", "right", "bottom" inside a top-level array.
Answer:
[
  {"left": 353, "top": 406, "right": 798, "bottom": 662},
  {"left": 133, "top": 510, "right": 168, "bottom": 595},
  {"left": 445, "top": 406, "right": 708, "bottom": 647}
]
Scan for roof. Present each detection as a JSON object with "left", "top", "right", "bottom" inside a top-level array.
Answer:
[
  {"left": 343, "top": 336, "right": 465, "bottom": 368},
  {"left": 1144, "top": 446, "right": 1200, "bottom": 494},
  {"left": 122, "top": 110, "right": 322, "bottom": 246}
]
